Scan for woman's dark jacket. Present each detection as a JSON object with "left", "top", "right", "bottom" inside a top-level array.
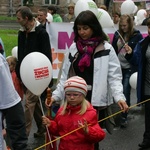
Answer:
[{"left": 125, "top": 36, "right": 150, "bottom": 102}]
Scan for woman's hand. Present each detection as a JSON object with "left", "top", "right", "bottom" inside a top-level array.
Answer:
[
  {"left": 117, "top": 100, "right": 129, "bottom": 113},
  {"left": 42, "top": 116, "right": 51, "bottom": 127},
  {"left": 124, "top": 44, "right": 132, "bottom": 54},
  {"left": 78, "top": 119, "right": 89, "bottom": 134}
]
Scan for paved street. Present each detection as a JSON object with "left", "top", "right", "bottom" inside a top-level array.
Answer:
[{"left": 26, "top": 89, "right": 149, "bottom": 150}]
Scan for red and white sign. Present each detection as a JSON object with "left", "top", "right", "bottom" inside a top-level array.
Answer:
[{"left": 34, "top": 67, "right": 49, "bottom": 80}]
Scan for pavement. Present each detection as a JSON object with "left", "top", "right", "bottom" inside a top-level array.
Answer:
[{"left": 26, "top": 89, "right": 149, "bottom": 150}]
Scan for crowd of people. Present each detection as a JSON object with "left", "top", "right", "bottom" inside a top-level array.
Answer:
[{"left": 0, "top": 2, "right": 150, "bottom": 150}]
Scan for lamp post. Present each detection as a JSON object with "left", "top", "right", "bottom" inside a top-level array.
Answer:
[{"left": 9, "top": 0, "right": 13, "bottom": 17}]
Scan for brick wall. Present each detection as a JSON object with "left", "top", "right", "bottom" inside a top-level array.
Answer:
[
  {"left": 0, "top": 1, "right": 145, "bottom": 17},
  {"left": 0, "top": 0, "right": 70, "bottom": 16}
]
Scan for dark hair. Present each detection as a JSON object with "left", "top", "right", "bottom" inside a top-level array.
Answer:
[
  {"left": 38, "top": 8, "right": 47, "bottom": 15},
  {"left": 16, "top": 6, "right": 33, "bottom": 21},
  {"left": 47, "top": 5, "right": 57, "bottom": 14},
  {"left": 147, "top": 18, "right": 150, "bottom": 26},
  {"left": 113, "top": 12, "right": 121, "bottom": 17},
  {"left": 73, "top": 10, "right": 108, "bottom": 42}
]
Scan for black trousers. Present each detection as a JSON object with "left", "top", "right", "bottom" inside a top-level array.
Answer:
[
  {"left": 2, "top": 101, "right": 28, "bottom": 150},
  {"left": 143, "top": 95, "right": 150, "bottom": 141},
  {"left": 94, "top": 107, "right": 106, "bottom": 150}
]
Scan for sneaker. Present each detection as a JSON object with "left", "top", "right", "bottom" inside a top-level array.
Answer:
[{"left": 120, "top": 117, "right": 127, "bottom": 128}]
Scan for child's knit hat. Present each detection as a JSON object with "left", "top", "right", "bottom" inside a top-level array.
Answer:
[{"left": 64, "top": 76, "right": 87, "bottom": 96}]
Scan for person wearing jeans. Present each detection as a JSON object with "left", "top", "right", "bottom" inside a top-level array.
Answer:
[{"left": 112, "top": 14, "right": 143, "bottom": 128}]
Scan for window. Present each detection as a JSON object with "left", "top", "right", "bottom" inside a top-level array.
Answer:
[{"left": 45, "top": 0, "right": 57, "bottom": 5}]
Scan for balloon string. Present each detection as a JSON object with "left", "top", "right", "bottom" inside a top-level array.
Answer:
[
  {"left": 113, "top": 25, "right": 126, "bottom": 45},
  {"left": 38, "top": 96, "right": 53, "bottom": 148}
]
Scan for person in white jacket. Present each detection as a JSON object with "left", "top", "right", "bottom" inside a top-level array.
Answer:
[
  {"left": 0, "top": 54, "right": 27, "bottom": 150},
  {"left": 45, "top": 10, "right": 128, "bottom": 150}
]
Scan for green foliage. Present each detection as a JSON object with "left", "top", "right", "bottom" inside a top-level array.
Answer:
[
  {"left": 0, "top": 15, "right": 16, "bottom": 21},
  {"left": 0, "top": 29, "right": 18, "bottom": 56}
]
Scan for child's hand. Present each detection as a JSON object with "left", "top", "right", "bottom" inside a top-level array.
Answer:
[
  {"left": 42, "top": 116, "right": 51, "bottom": 127},
  {"left": 78, "top": 119, "right": 89, "bottom": 134},
  {"left": 2, "top": 129, "right": 6, "bottom": 137},
  {"left": 45, "top": 97, "right": 55, "bottom": 108}
]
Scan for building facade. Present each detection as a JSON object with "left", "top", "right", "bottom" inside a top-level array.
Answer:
[
  {"left": 0, "top": 0, "right": 106, "bottom": 16},
  {"left": 0, "top": 0, "right": 145, "bottom": 17}
]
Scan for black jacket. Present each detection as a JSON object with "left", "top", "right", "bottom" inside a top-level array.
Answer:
[{"left": 16, "top": 24, "right": 53, "bottom": 88}]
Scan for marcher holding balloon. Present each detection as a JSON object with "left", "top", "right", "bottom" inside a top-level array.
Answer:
[
  {"left": 43, "top": 76, "right": 106, "bottom": 150},
  {"left": 112, "top": 14, "right": 143, "bottom": 128},
  {"left": 46, "top": 10, "right": 128, "bottom": 150},
  {"left": 15, "top": 6, "right": 53, "bottom": 137},
  {"left": 125, "top": 19, "right": 150, "bottom": 149}
]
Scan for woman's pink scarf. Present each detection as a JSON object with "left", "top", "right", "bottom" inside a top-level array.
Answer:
[{"left": 76, "top": 37, "right": 101, "bottom": 72}]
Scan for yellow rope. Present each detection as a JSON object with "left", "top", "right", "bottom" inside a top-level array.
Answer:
[{"left": 35, "top": 98, "right": 150, "bottom": 150}]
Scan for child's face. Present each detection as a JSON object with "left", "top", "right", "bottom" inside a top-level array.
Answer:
[
  {"left": 7, "top": 60, "right": 15, "bottom": 72},
  {"left": 65, "top": 91, "right": 84, "bottom": 106}
]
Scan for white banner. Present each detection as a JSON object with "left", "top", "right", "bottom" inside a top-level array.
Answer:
[
  {"left": 48, "top": 23, "right": 148, "bottom": 78},
  {"left": 113, "top": 0, "right": 149, "bottom": 2}
]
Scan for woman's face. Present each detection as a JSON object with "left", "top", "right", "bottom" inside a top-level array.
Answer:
[
  {"left": 120, "top": 20, "right": 129, "bottom": 33},
  {"left": 77, "top": 25, "right": 93, "bottom": 40}
]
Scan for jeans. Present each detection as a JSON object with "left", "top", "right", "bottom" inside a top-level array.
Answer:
[
  {"left": 121, "top": 68, "right": 132, "bottom": 119},
  {"left": 2, "top": 101, "right": 28, "bottom": 150}
]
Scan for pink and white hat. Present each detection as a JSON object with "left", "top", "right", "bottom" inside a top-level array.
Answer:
[{"left": 64, "top": 76, "right": 88, "bottom": 96}]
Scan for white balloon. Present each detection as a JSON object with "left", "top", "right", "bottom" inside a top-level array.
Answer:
[
  {"left": 137, "top": 9, "right": 147, "bottom": 21},
  {"left": 97, "top": 8, "right": 114, "bottom": 28},
  {"left": 121, "top": 0, "right": 135, "bottom": 15},
  {"left": 74, "top": 0, "right": 98, "bottom": 17},
  {"left": 20, "top": 52, "right": 53, "bottom": 96},
  {"left": 133, "top": 5, "right": 138, "bottom": 14},
  {"left": 134, "top": 16, "right": 138, "bottom": 25},
  {"left": 129, "top": 72, "right": 137, "bottom": 89},
  {"left": 11, "top": 46, "right": 18, "bottom": 59},
  {"left": 46, "top": 13, "right": 53, "bottom": 22},
  {"left": 136, "top": 19, "right": 143, "bottom": 26}
]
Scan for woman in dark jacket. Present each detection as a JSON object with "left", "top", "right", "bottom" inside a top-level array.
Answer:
[
  {"left": 112, "top": 14, "right": 143, "bottom": 128},
  {"left": 125, "top": 19, "right": 150, "bottom": 149}
]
